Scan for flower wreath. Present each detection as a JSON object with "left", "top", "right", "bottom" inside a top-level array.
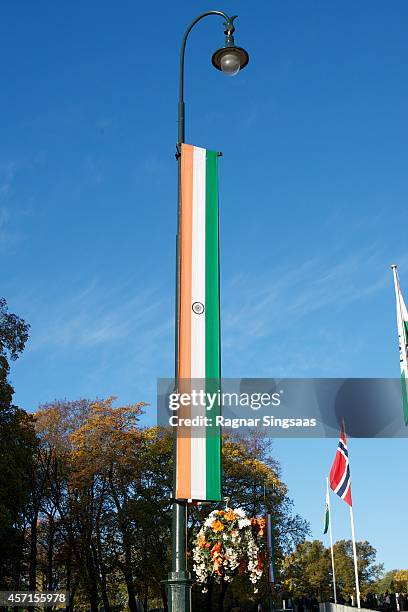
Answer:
[{"left": 193, "top": 507, "right": 266, "bottom": 592}]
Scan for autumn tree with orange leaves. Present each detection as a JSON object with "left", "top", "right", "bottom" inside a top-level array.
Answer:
[
  {"left": 19, "top": 398, "right": 310, "bottom": 612},
  {"left": 33, "top": 397, "right": 172, "bottom": 612}
]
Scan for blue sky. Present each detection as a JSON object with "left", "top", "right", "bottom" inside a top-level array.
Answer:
[{"left": 1, "top": 1, "right": 407, "bottom": 571}]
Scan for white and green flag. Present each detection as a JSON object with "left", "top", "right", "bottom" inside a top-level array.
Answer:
[
  {"left": 391, "top": 265, "right": 408, "bottom": 426},
  {"left": 324, "top": 486, "right": 330, "bottom": 534}
]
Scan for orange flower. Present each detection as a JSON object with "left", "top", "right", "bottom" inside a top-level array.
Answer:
[
  {"left": 213, "top": 556, "right": 223, "bottom": 575},
  {"left": 218, "top": 510, "right": 225, "bottom": 516},
  {"left": 211, "top": 520, "right": 224, "bottom": 532},
  {"left": 257, "top": 517, "right": 266, "bottom": 528},
  {"left": 197, "top": 535, "right": 207, "bottom": 548},
  {"left": 251, "top": 517, "right": 257, "bottom": 526},
  {"left": 224, "top": 510, "right": 236, "bottom": 521},
  {"left": 211, "top": 542, "right": 223, "bottom": 576}
]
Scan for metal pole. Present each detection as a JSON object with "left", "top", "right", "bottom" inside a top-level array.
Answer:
[
  {"left": 349, "top": 505, "right": 361, "bottom": 609},
  {"left": 326, "top": 477, "right": 337, "bottom": 604},
  {"left": 265, "top": 484, "right": 275, "bottom": 612},
  {"left": 166, "top": 11, "right": 233, "bottom": 612}
]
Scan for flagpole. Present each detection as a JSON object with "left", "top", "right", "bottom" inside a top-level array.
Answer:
[
  {"left": 326, "top": 477, "right": 337, "bottom": 604},
  {"left": 349, "top": 504, "right": 361, "bottom": 608}
]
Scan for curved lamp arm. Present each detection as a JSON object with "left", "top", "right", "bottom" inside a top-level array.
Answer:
[{"left": 178, "top": 11, "right": 236, "bottom": 143}]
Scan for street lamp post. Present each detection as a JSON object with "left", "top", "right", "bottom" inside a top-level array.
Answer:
[{"left": 166, "top": 11, "right": 249, "bottom": 612}]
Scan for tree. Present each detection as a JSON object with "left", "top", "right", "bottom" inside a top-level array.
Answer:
[
  {"left": 0, "top": 297, "right": 36, "bottom": 590},
  {"left": 282, "top": 540, "right": 332, "bottom": 601},
  {"left": 333, "top": 540, "right": 383, "bottom": 599},
  {"left": 0, "top": 297, "right": 30, "bottom": 409},
  {"left": 30, "top": 400, "right": 311, "bottom": 612},
  {"left": 394, "top": 570, "right": 408, "bottom": 593},
  {"left": 34, "top": 397, "right": 171, "bottom": 612},
  {"left": 0, "top": 298, "right": 30, "bottom": 362},
  {"left": 282, "top": 539, "right": 383, "bottom": 603},
  {"left": 372, "top": 570, "right": 399, "bottom": 595}
]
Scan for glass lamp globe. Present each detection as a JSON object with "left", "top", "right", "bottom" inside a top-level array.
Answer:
[
  {"left": 220, "top": 50, "right": 242, "bottom": 76},
  {"left": 211, "top": 45, "right": 249, "bottom": 75}
]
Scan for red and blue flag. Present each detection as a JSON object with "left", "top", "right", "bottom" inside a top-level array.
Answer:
[{"left": 329, "top": 427, "right": 352, "bottom": 506}]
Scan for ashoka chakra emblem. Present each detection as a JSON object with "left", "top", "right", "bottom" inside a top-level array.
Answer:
[{"left": 192, "top": 302, "right": 205, "bottom": 315}]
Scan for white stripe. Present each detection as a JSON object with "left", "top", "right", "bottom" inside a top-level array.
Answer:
[
  {"left": 334, "top": 469, "right": 349, "bottom": 495},
  {"left": 338, "top": 447, "right": 348, "bottom": 460},
  {"left": 340, "top": 481, "right": 351, "bottom": 500},
  {"left": 400, "top": 284, "right": 408, "bottom": 322},
  {"left": 393, "top": 268, "right": 408, "bottom": 377},
  {"left": 190, "top": 146, "right": 206, "bottom": 499}
]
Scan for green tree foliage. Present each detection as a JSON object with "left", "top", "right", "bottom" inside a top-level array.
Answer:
[
  {"left": 0, "top": 297, "right": 30, "bottom": 408},
  {"left": 333, "top": 540, "right": 383, "bottom": 599},
  {"left": 372, "top": 569, "right": 408, "bottom": 595},
  {"left": 281, "top": 539, "right": 384, "bottom": 604},
  {"left": 372, "top": 569, "right": 399, "bottom": 595},
  {"left": 282, "top": 540, "right": 332, "bottom": 601},
  {"left": 0, "top": 298, "right": 30, "bottom": 362},
  {"left": 0, "top": 297, "right": 36, "bottom": 589}
]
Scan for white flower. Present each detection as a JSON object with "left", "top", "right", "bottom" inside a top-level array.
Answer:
[{"left": 238, "top": 518, "right": 251, "bottom": 529}]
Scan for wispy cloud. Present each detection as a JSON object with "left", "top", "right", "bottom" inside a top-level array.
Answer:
[
  {"left": 0, "top": 162, "right": 15, "bottom": 197},
  {"left": 0, "top": 207, "right": 9, "bottom": 239},
  {"left": 0, "top": 205, "right": 19, "bottom": 251},
  {"left": 221, "top": 245, "right": 408, "bottom": 375},
  {"left": 0, "top": 163, "right": 17, "bottom": 248},
  {"left": 30, "top": 278, "right": 171, "bottom": 353}
]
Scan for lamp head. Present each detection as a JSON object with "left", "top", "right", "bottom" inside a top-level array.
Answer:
[
  {"left": 211, "top": 15, "right": 249, "bottom": 76},
  {"left": 212, "top": 45, "right": 249, "bottom": 76}
]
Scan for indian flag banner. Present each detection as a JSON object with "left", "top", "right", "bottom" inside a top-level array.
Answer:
[
  {"left": 175, "top": 143, "right": 221, "bottom": 502},
  {"left": 392, "top": 265, "right": 408, "bottom": 426}
]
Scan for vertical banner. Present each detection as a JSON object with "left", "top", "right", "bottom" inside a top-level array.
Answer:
[{"left": 175, "top": 143, "right": 222, "bottom": 502}]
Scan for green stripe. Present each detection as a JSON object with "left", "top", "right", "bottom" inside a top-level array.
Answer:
[
  {"left": 205, "top": 149, "right": 221, "bottom": 501},
  {"left": 401, "top": 371, "right": 408, "bottom": 426},
  {"left": 324, "top": 506, "right": 329, "bottom": 534}
]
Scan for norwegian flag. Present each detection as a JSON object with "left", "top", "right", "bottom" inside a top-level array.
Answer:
[{"left": 329, "top": 426, "right": 352, "bottom": 506}]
